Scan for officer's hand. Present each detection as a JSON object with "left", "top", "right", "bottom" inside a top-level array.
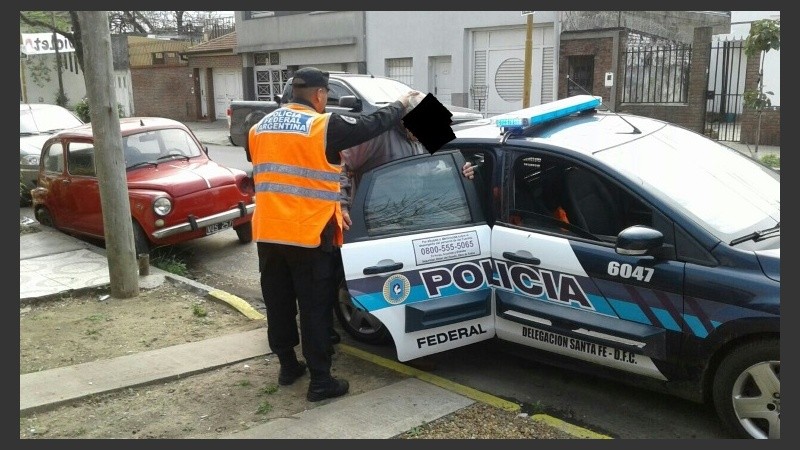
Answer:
[
  {"left": 462, "top": 162, "right": 475, "bottom": 180},
  {"left": 342, "top": 209, "right": 352, "bottom": 231},
  {"left": 399, "top": 90, "right": 424, "bottom": 109}
]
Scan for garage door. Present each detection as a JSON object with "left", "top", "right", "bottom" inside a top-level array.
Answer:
[{"left": 212, "top": 70, "right": 242, "bottom": 120}]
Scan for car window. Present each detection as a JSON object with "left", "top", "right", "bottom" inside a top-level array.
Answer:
[
  {"left": 364, "top": 155, "right": 470, "bottom": 236},
  {"left": 327, "top": 81, "right": 352, "bottom": 106},
  {"left": 67, "top": 143, "right": 96, "bottom": 177},
  {"left": 509, "top": 152, "right": 654, "bottom": 244},
  {"left": 43, "top": 142, "right": 65, "bottom": 173},
  {"left": 124, "top": 129, "right": 203, "bottom": 162}
]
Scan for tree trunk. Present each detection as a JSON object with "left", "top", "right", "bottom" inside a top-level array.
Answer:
[{"left": 76, "top": 11, "right": 139, "bottom": 299}]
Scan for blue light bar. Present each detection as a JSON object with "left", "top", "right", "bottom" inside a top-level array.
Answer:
[{"left": 492, "top": 95, "right": 602, "bottom": 133}]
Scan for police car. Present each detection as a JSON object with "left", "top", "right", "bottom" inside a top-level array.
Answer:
[{"left": 338, "top": 95, "right": 780, "bottom": 439}]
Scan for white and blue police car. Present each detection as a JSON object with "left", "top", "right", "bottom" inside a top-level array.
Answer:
[{"left": 337, "top": 95, "right": 780, "bottom": 439}]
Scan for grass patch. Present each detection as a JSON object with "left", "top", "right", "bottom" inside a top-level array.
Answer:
[
  {"left": 236, "top": 380, "right": 252, "bottom": 387},
  {"left": 85, "top": 314, "right": 106, "bottom": 323},
  {"left": 261, "top": 384, "right": 278, "bottom": 395},
  {"left": 256, "top": 401, "right": 273, "bottom": 415},
  {"left": 191, "top": 304, "right": 208, "bottom": 317},
  {"left": 760, "top": 153, "right": 780, "bottom": 168},
  {"left": 150, "top": 248, "right": 189, "bottom": 277}
]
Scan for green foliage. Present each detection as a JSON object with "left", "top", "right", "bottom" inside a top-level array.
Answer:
[
  {"left": 75, "top": 98, "right": 91, "bottom": 122},
  {"left": 760, "top": 154, "right": 780, "bottom": 168},
  {"left": 256, "top": 401, "right": 273, "bottom": 415},
  {"left": 74, "top": 97, "right": 126, "bottom": 123},
  {"left": 261, "top": 384, "right": 279, "bottom": 395},
  {"left": 744, "top": 19, "right": 780, "bottom": 58},
  {"left": 191, "top": 303, "right": 207, "bottom": 317},
  {"left": 744, "top": 89, "right": 773, "bottom": 111},
  {"left": 150, "top": 249, "right": 189, "bottom": 276}
]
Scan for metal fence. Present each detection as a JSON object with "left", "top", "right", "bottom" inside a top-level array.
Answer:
[
  {"left": 705, "top": 38, "right": 746, "bottom": 142},
  {"left": 622, "top": 43, "right": 692, "bottom": 104}
]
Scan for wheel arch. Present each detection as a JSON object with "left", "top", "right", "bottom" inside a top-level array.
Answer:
[{"left": 699, "top": 318, "right": 779, "bottom": 403}]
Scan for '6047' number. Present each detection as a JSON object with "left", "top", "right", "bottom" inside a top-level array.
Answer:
[{"left": 607, "top": 261, "right": 654, "bottom": 282}]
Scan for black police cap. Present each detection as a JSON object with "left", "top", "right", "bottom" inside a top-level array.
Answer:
[{"left": 291, "top": 67, "right": 330, "bottom": 88}]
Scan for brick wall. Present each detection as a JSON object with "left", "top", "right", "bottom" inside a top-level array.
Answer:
[
  {"left": 188, "top": 55, "right": 241, "bottom": 69},
  {"left": 558, "top": 35, "right": 616, "bottom": 104},
  {"left": 740, "top": 52, "right": 780, "bottom": 146},
  {"left": 131, "top": 66, "right": 196, "bottom": 122}
]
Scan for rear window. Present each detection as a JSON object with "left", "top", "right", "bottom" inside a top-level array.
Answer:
[{"left": 364, "top": 155, "right": 470, "bottom": 236}]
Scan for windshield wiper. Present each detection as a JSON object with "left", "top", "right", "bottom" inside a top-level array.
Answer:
[
  {"left": 127, "top": 161, "right": 158, "bottom": 170},
  {"left": 157, "top": 154, "right": 190, "bottom": 162},
  {"left": 730, "top": 222, "right": 780, "bottom": 246}
]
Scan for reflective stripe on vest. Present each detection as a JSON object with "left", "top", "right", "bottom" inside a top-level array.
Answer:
[{"left": 249, "top": 103, "right": 343, "bottom": 248}]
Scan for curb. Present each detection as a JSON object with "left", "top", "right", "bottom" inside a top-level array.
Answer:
[{"left": 338, "top": 343, "right": 612, "bottom": 439}]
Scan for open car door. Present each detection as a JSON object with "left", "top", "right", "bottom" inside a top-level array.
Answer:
[{"left": 341, "top": 150, "right": 494, "bottom": 361}]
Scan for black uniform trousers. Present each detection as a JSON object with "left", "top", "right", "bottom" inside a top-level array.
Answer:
[{"left": 259, "top": 242, "right": 337, "bottom": 382}]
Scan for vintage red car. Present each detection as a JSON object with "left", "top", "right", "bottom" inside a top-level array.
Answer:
[{"left": 31, "top": 117, "right": 255, "bottom": 255}]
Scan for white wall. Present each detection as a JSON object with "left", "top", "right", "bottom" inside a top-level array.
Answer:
[
  {"left": 364, "top": 11, "right": 558, "bottom": 106},
  {"left": 725, "top": 11, "right": 780, "bottom": 106}
]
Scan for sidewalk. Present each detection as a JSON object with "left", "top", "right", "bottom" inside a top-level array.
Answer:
[{"left": 19, "top": 211, "right": 601, "bottom": 439}]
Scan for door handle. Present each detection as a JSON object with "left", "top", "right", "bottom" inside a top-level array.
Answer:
[
  {"left": 502, "top": 251, "right": 540, "bottom": 265},
  {"left": 363, "top": 262, "right": 403, "bottom": 275}
]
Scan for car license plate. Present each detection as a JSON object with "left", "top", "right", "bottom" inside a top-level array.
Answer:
[{"left": 205, "top": 220, "right": 232, "bottom": 235}]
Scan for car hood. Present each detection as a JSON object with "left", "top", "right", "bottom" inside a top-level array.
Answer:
[
  {"left": 754, "top": 248, "right": 780, "bottom": 282},
  {"left": 20, "top": 134, "right": 51, "bottom": 156},
  {"left": 443, "top": 104, "right": 483, "bottom": 120},
  {"left": 127, "top": 160, "right": 240, "bottom": 198}
]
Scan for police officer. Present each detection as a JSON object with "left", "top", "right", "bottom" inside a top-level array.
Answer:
[{"left": 248, "top": 67, "right": 421, "bottom": 402}]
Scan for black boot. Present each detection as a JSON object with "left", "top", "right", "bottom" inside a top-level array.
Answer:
[
  {"left": 307, "top": 377, "right": 349, "bottom": 402},
  {"left": 278, "top": 360, "right": 307, "bottom": 385}
]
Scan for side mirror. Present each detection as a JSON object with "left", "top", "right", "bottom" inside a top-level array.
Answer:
[
  {"left": 339, "top": 95, "right": 362, "bottom": 111},
  {"left": 616, "top": 225, "right": 663, "bottom": 256}
]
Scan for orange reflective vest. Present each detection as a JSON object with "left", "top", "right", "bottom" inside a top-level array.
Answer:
[{"left": 249, "top": 103, "right": 343, "bottom": 248}]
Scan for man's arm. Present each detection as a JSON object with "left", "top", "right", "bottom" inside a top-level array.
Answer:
[{"left": 325, "top": 91, "right": 421, "bottom": 164}]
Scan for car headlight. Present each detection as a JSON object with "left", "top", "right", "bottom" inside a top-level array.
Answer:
[
  {"left": 21, "top": 154, "right": 39, "bottom": 166},
  {"left": 153, "top": 197, "right": 173, "bottom": 216}
]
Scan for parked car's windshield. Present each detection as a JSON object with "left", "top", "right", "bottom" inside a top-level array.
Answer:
[
  {"left": 596, "top": 125, "right": 780, "bottom": 243},
  {"left": 344, "top": 77, "right": 411, "bottom": 105},
  {"left": 123, "top": 128, "right": 204, "bottom": 167},
  {"left": 20, "top": 105, "right": 83, "bottom": 135}
]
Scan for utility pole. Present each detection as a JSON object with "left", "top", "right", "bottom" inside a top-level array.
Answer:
[
  {"left": 76, "top": 11, "right": 139, "bottom": 299},
  {"left": 522, "top": 11, "right": 534, "bottom": 108},
  {"left": 20, "top": 32, "right": 28, "bottom": 103}
]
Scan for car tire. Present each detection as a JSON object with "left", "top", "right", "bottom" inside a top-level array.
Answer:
[
  {"left": 334, "top": 277, "right": 392, "bottom": 345},
  {"left": 235, "top": 221, "right": 253, "bottom": 244},
  {"left": 712, "top": 338, "right": 780, "bottom": 439},
  {"left": 35, "top": 207, "right": 55, "bottom": 228},
  {"left": 132, "top": 221, "right": 151, "bottom": 256}
]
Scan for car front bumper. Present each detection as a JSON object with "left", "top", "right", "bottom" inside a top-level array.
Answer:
[{"left": 151, "top": 203, "right": 255, "bottom": 240}]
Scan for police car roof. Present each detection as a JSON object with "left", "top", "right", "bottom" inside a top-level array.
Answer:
[{"left": 453, "top": 109, "right": 668, "bottom": 156}]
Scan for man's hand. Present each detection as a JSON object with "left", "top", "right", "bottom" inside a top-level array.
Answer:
[
  {"left": 398, "top": 90, "right": 424, "bottom": 109},
  {"left": 342, "top": 208, "right": 352, "bottom": 231},
  {"left": 462, "top": 161, "right": 476, "bottom": 180}
]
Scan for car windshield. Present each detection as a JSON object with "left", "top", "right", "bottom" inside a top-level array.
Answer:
[
  {"left": 596, "top": 125, "right": 780, "bottom": 243},
  {"left": 20, "top": 105, "right": 83, "bottom": 134},
  {"left": 123, "top": 128, "right": 204, "bottom": 168},
  {"left": 344, "top": 77, "right": 412, "bottom": 104}
]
